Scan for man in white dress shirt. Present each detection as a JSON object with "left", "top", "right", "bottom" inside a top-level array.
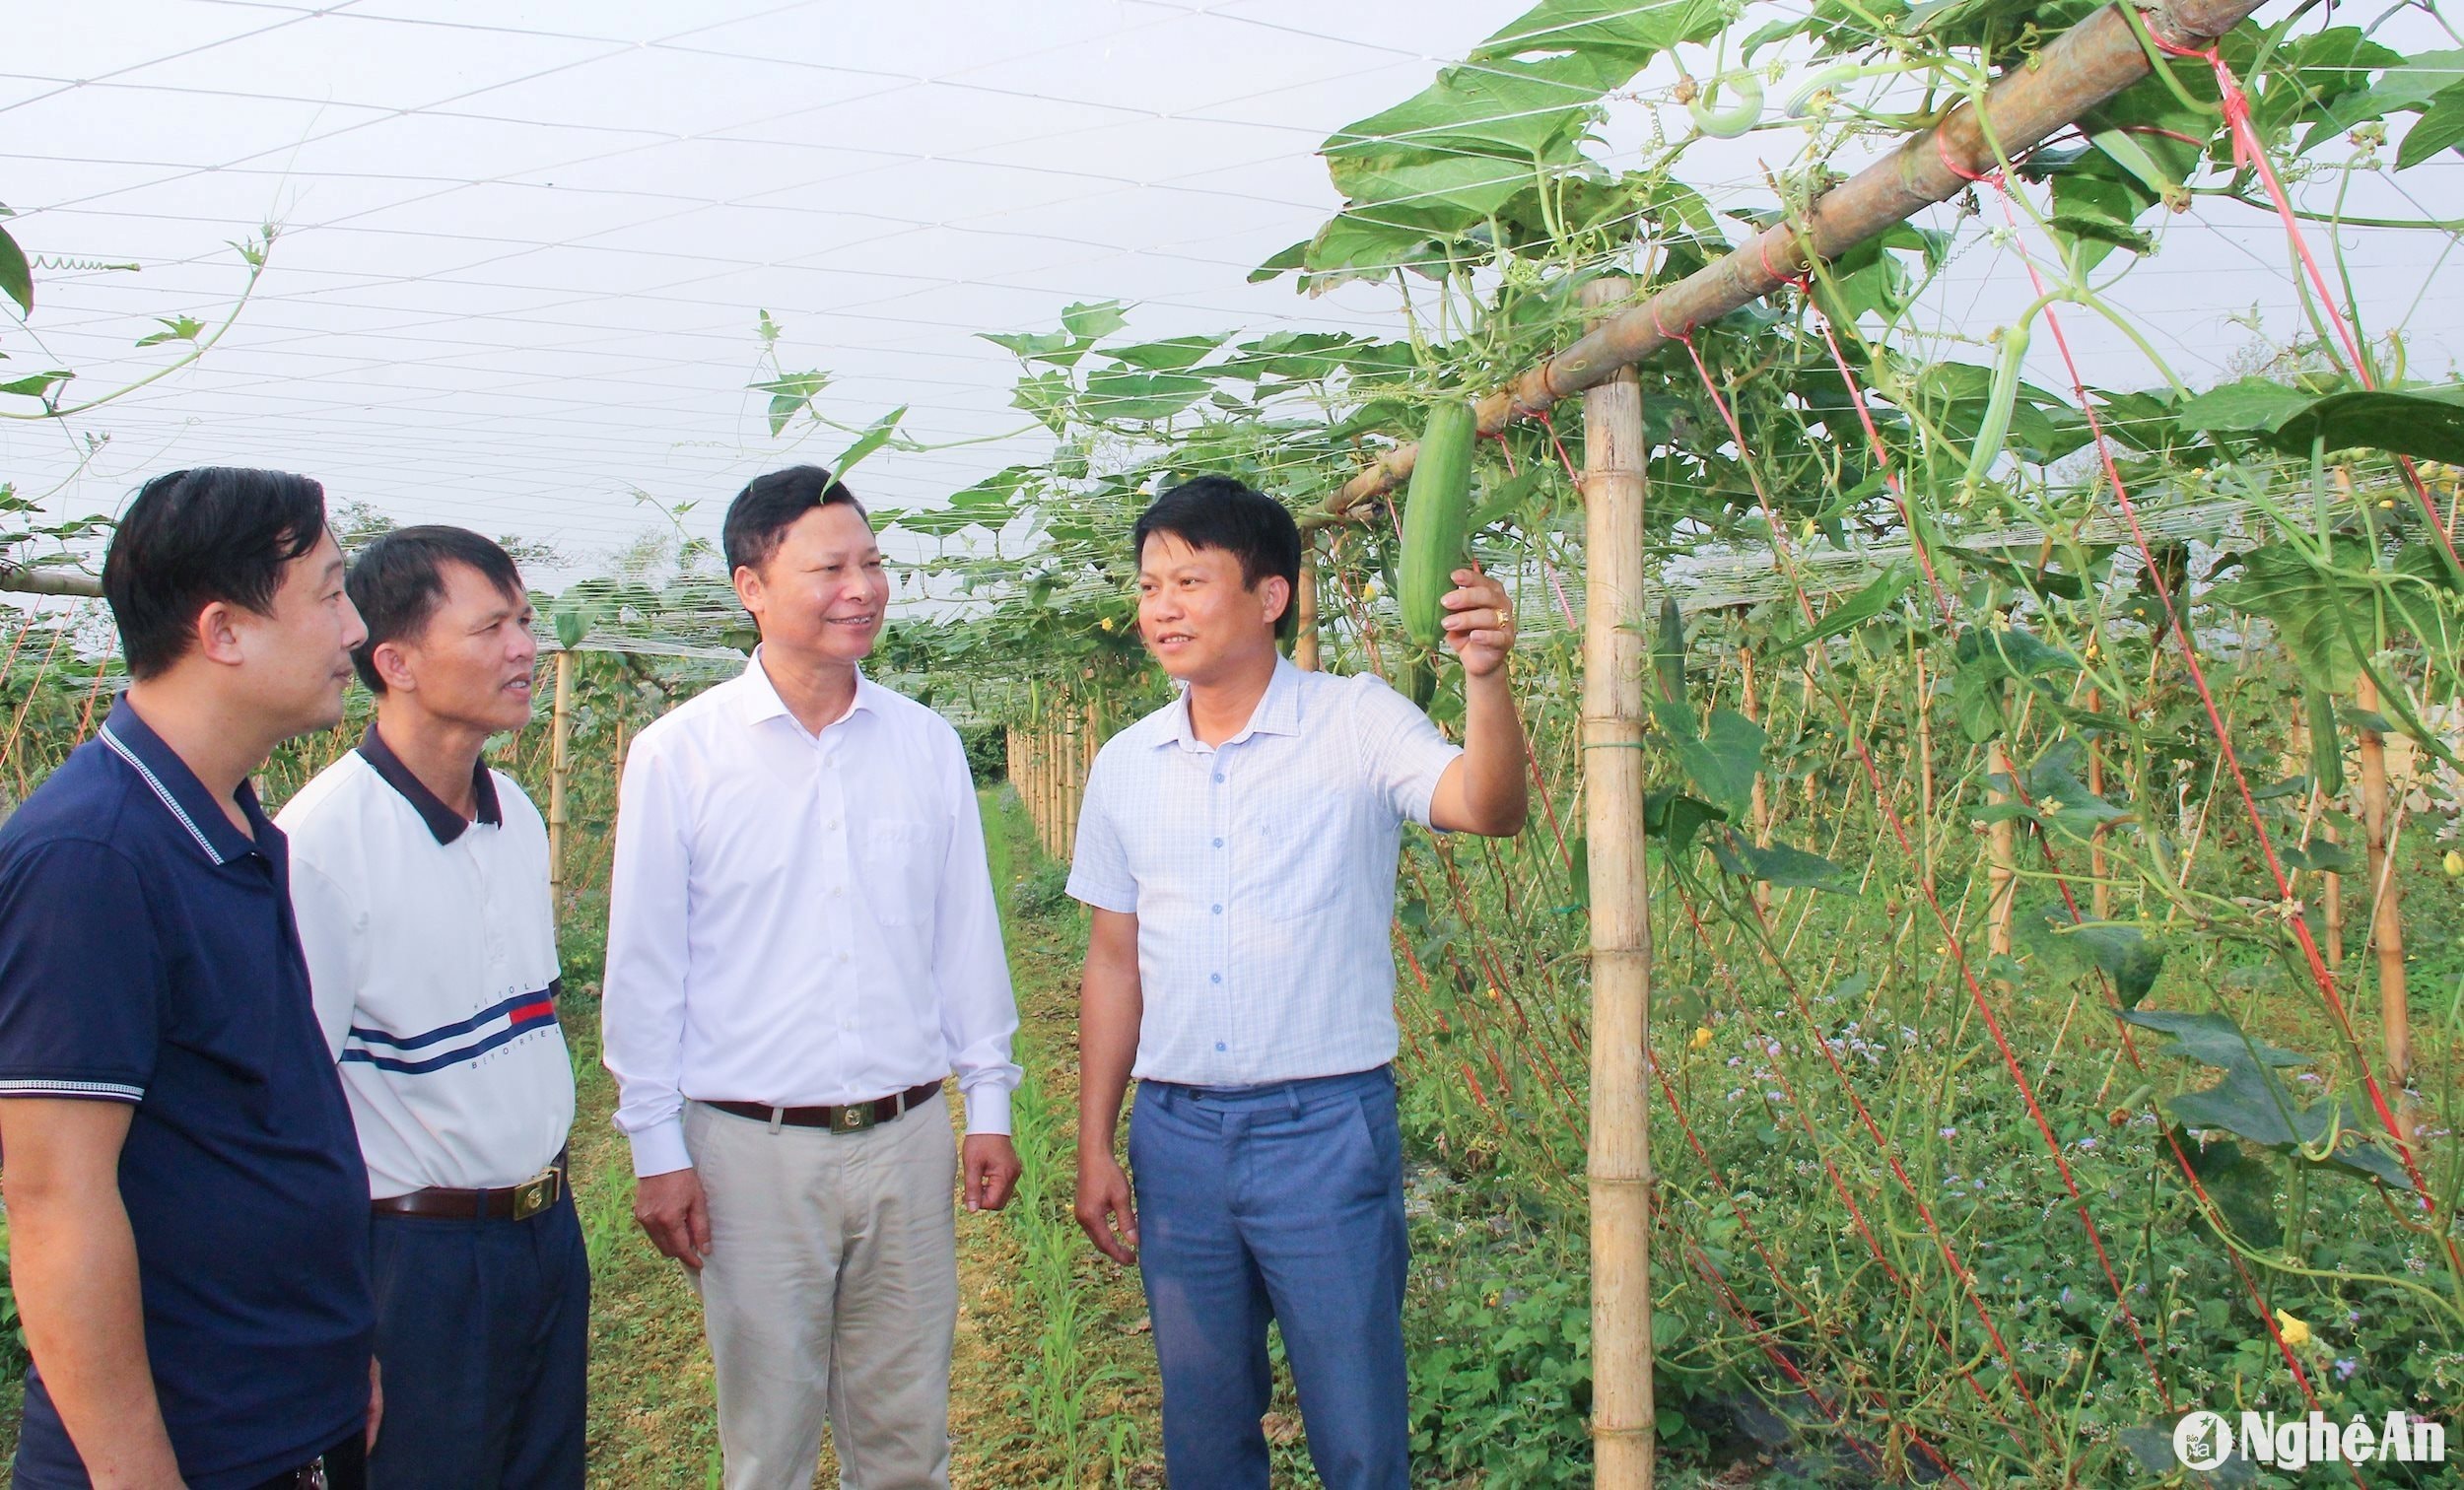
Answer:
[
  {"left": 282, "top": 525, "right": 583, "bottom": 1486},
  {"left": 1067, "top": 476, "right": 1529, "bottom": 1489},
  {"left": 602, "top": 465, "right": 1022, "bottom": 1490}
]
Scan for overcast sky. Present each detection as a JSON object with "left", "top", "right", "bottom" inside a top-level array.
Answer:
[{"left": 4, "top": 0, "right": 2458, "bottom": 594}]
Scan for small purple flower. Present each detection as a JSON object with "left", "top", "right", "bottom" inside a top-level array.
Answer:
[
  {"left": 1940, "top": 1126, "right": 1959, "bottom": 1139},
  {"left": 2334, "top": 1358, "right": 2359, "bottom": 1381},
  {"left": 2076, "top": 1137, "right": 2098, "bottom": 1151}
]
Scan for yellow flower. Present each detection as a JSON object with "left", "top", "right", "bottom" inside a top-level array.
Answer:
[
  {"left": 1099, "top": 617, "right": 1116, "bottom": 632},
  {"left": 2445, "top": 850, "right": 2463, "bottom": 877},
  {"left": 2274, "top": 1308, "right": 2312, "bottom": 1348},
  {"left": 1691, "top": 1026, "right": 1714, "bottom": 1050},
  {"left": 1486, "top": 985, "right": 1503, "bottom": 1001}
]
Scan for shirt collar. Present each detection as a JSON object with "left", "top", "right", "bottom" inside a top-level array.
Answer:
[
  {"left": 95, "top": 694, "right": 271, "bottom": 867},
  {"left": 1155, "top": 654, "right": 1305, "bottom": 751},
  {"left": 357, "top": 721, "right": 501, "bottom": 846},
  {"left": 733, "top": 645, "right": 881, "bottom": 734}
]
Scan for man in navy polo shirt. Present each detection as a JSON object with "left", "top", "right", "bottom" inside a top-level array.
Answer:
[
  {"left": 0, "top": 468, "right": 380, "bottom": 1489},
  {"left": 283, "top": 526, "right": 583, "bottom": 1487}
]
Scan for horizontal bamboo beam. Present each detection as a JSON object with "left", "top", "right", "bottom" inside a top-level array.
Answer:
[
  {"left": 0, "top": 566, "right": 103, "bottom": 597},
  {"left": 1325, "top": 0, "right": 2267, "bottom": 521}
]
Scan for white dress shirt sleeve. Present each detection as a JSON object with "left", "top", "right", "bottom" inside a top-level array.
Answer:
[
  {"left": 288, "top": 853, "right": 366, "bottom": 1062},
  {"left": 932, "top": 730, "right": 1022, "bottom": 1135},
  {"left": 1350, "top": 675, "right": 1467, "bottom": 828},
  {"left": 1063, "top": 753, "right": 1137, "bottom": 914},
  {"left": 601, "top": 732, "right": 698, "bottom": 1178}
]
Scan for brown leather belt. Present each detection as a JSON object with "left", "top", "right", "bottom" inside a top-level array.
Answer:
[
  {"left": 372, "top": 1150, "right": 567, "bottom": 1222},
  {"left": 710, "top": 1079, "right": 942, "bottom": 1134}
]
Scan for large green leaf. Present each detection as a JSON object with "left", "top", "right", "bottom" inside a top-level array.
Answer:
[
  {"left": 2207, "top": 542, "right": 2365, "bottom": 693},
  {"left": 1766, "top": 561, "right": 1912, "bottom": 655},
  {"left": 826, "top": 405, "right": 906, "bottom": 483},
  {"left": 1102, "top": 334, "right": 1230, "bottom": 373},
  {"left": 1470, "top": 0, "right": 1732, "bottom": 67},
  {"left": 1660, "top": 705, "right": 1766, "bottom": 819},
  {"left": 2396, "top": 80, "right": 2464, "bottom": 169},
  {"left": 2274, "top": 385, "right": 2464, "bottom": 461},
  {"left": 2181, "top": 376, "right": 2464, "bottom": 463},
  {"left": 1710, "top": 831, "right": 1855, "bottom": 892},
  {"left": 2020, "top": 739, "right": 2129, "bottom": 841},
  {"left": 2120, "top": 1008, "right": 2411, "bottom": 1190},
  {"left": 1082, "top": 368, "right": 1209, "bottom": 423},
  {"left": 1060, "top": 301, "right": 1128, "bottom": 341},
  {"left": 1643, "top": 788, "right": 1725, "bottom": 853},
  {"left": 0, "top": 224, "right": 30, "bottom": 316}
]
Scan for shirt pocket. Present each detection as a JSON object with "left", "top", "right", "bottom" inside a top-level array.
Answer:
[
  {"left": 856, "top": 819, "right": 933, "bottom": 927},
  {"left": 1250, "top": 816, "right": 1353, "bottom": 924}
]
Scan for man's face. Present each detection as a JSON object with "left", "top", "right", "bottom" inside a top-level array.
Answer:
[
  {"left": 230, "top": 527, "right": 367, "bottom": 737},
  {"left": 379, "top": 560, "right": 538, "bottom": 735},
  {"left": 1136, "top": 532, "right": 1280, "bottom": 685},
  {"left": 736, "top": 502, "right": 888, "bottom": 667}
]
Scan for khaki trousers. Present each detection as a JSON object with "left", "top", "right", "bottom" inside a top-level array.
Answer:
[{"left": 684, "top": 1093, "right": 959, "bottom": 1490}]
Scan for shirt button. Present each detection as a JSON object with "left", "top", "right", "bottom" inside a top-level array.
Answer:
[
  {"left": 1211, "top": 904, "right": 1222, "bottom": 914},
  {"left": 1212, "top": 773, "right": 1224, "bottom": 783},
  {"left": 1212, "top": 838, "right": 1223, "bottom": 847},
  {"left": 838, "top": 951, "right": 851, "bottom": 964},
  {"left": 1209, "top": 973, "right": 1222, "bottom": 984},
  {"left": 1215, "top": 1042, "right": 1227, "bottom": 1051}
]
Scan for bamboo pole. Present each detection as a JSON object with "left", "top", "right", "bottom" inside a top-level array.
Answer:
[
  {"left": 1579, "top": 278, "right": 1655, "bottom": 1490},
  {"left": 1294, "top": 543, "right": 1322, "bottom": 671},
  {"left": 1987, "top": 738, "right": 2018, "bottom": 959},
  {"left": 2087, "top": 689, "right": 2111, "bottom": 921},
  {"left": 1915, "top": 643, "right": 1935, "bottom": 895},
  {"left": 2355, "top": 672, "right": 2413, "bottom": 1138},
  {"left": 1315, "top": 0, "right": 2267, "bottom": 522},
  {"left": 2323, "top": 818, "right": 2345, "bottom": 972},
  {"left": 547, "top": 648, "right": 575, "bottom": 905},
  {"left": 0, "top": 566, "right": 102, "bottom": 598},
  {"left": 1741, "top": 641, "right": 1770, "bottom": 915}
]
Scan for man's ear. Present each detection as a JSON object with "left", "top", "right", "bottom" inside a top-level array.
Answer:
[
  {"left": 1258, "top": 575, "right": 1291, "bottom": 629},
  {"left": 370, "top": 640, "right": 417, "bottom": 695},
  {"left": 192, "top": 599, "right": 247, "bottom": 667},
  {"left": 731, "top": 564, "right": 764, "bottom": 621}
]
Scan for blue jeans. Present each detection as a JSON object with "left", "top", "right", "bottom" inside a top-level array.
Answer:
[
  {"left": 366, "top": 1187, "right": 588, "bottom": 1489},
  {"left": 1129, "top": 1066, "right": 1409, "bottom": 1490}
]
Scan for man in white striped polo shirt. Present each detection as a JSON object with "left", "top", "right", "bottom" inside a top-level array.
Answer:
[{"left": 281, "top": 526, "right": 583, "bottom": 1488}]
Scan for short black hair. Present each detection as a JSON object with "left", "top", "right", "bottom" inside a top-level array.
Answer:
[
  {"left": 723, "top": 465, "right": 868, "bottom": 576},
  {"left": 1131, "top": 476, "right": 1301, "bottom": 640},
  {"left": 346, "top": 526, "right": 526, "bottom": 693},
  {"left": 103, "top": 467, "right": 329, "bottom": 681}
]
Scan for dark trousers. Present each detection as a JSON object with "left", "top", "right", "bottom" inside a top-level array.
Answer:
[
  {"left": 1129, "top": 1065, "right": 1410, "bottom": 1490},
  {"left": 365, "top": 1186, "right": 589, "bottom": 1489},
  {"left": 245, "top": 1427, "right": 366, "bottom": 1490}
]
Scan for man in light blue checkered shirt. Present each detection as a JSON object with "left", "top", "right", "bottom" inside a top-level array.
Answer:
[{"left": 1067, "top": 476, "right": 1530, "bottom": 1489}]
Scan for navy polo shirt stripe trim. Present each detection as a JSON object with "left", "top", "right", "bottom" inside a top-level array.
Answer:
[
  {"left": 0, "top": 1075, "right": 146, "bottom": 1101},
  {"left": 343, "top": 998, "right": 559, "bottom": 1075},
  {"left": 357, "top": 724, "right": 500, "bottom": 845},
  {"left": 347, "top": 980, "right": 561, "bottom": 1053},
  {"left": 97, "top": 724, "right": 228, "bottom": 864}
]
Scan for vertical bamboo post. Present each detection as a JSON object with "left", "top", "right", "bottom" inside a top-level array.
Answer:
[
  {"left": 2087, "top": 688, "right": 2110, "bottom": 921},
  {"left": 1579, "top": 278, "right": 1655, "bottom": 1490},
  {"left": 1294, "top": 542, "right": 1322, "bottom": 671},
  {"left": 2355, "top": 672, "right": 2413, "bottom": 1136},
  {"left": 1987, "top": 737, "right": 2017, "bottom": 959},
  {"left": 547, "top": 648, "right": 575, "bottom": 905},
  {"left": 2323, "top": 817, "right": 2345, "bottom": 972},
  {"left": 1740, "top": 640, "right": 1770, "bottom": 915},
  {"left": 1915, "top": 643, "right": 1935, "bottom": 894}
]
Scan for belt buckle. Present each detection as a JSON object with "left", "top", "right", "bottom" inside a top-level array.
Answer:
[
  {"left": 832, "top": 1103, "right": 878, "bottom": 1133},
  {"left": 511, "top": 1168, "right": 559, "bottom": 1220},
  {"left": 298, "top": 1456, "right": 328, "bottom": 1490}
]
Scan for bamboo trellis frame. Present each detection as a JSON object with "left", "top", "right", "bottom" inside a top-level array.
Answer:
[{"left": 1515, "top": 1, "right": 2273, "bottom": 1478}]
